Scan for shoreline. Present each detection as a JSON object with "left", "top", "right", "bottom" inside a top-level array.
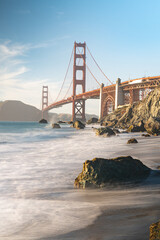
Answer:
[{"left": 41, "top": 133, "right": 160, "bottom": 240}]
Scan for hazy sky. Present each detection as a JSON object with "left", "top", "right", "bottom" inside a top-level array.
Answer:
[{"left": 0, "top": 0, "right": 160, "bottom": 114}]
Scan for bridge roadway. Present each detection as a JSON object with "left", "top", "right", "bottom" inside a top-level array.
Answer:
[{"left": 43, "top": 75, "right": 160, "bottom": 112}]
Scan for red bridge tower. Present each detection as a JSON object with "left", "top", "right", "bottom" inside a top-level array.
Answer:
[
  {"left": 42, "top": 86, "right": 48, "bottom": 119},
  {"left": 72, "top": 42, "right": 86, "bottom": 122}
]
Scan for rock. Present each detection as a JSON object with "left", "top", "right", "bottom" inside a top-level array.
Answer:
[
  {"left": 67, "top": 121, "right": 73, "bottom": 124},
  {"left": 112, "top": 128, "right": 120, "bottom": 134},
  {"left": 39, "top": 119, "right": 48, "bottom": 124},
  {"left": 74, "top": 156, "right": 151, "bottom": 188},
  {"left": 145, "top": 117, "right": 160, "bottom": 135},
  {"left": 127, "top": 121, "right": 146, "bottom": 132},
  {"left": 101, "top": 86, "right": 160, "bottom": 130},
  {"left": 57, "top": 120, "right": 65, "bottom": 124},
  {"left": 87, "top": 117, "right": 98, "bottom": 124},
  {"left": 149, "top": 220, "right": 160, "bottom": 240},
  {"left": 142, "top": 133, "right": 151, "bottom": 137},
  {"left": 120, "top": 130, "right": 128, "bottom": 134},
  {"left": 73, "top": 120, "right": 85, "bottom": 129},
  {"left": 127, "top": 138, "right": 138, "bottom": 144},
  {"left": 52, "top": 123, "right": 61, "bottom": 128},
  {"left": 95, "top": 127, "right": 116, "bottom": 137}
]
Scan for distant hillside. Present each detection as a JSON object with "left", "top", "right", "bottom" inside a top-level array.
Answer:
[
  {"left": 0, "top": 100, "right": 98, "bottom": 122},
  {"left": 0, "top": 100, "right": 41, "bottom": 121}
]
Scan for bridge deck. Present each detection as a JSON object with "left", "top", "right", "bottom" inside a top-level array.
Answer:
[{"left": 43, "top": 75, "right": 160, "bottom": 112}]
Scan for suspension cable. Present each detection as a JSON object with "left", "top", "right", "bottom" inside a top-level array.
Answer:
[
  {"left": 54, "top": 47, "right": 74, "bottom": 102},
  {"left": 76, "top": 47, "right": 101, "bottom": 86},
  {"left": 86, "top": 44, "right": 113, "bottom": 85},
  {"left": 63, "top": 48, "right": 83, "bottom": 99}
]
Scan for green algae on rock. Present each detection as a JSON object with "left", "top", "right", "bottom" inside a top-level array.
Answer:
[
  {"left": 150, "top": 220, "right": 160, "bottom": 240},
  {"left": 74, "top": 156, "right": 150, "bottom": 189}
]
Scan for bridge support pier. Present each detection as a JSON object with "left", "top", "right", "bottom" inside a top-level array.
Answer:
[
  {"left": 72, "top": 42, "right": 86, "bottom": 122},
  {"left": 115, "top": 78, "right": 124, "bottom": 109}
]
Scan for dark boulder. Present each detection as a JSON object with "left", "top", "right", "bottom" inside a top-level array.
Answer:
[
  {"left": 127, "top": 138, "right": 138, "bottom": 144},
  {"left": 39, "top": 119, "right": 48, "bottom": 124},
  {"left": 112, "top": 128, "right": 120, "bottom": 134},
  {"left": 87, "top": 117, "right": 98, "bottom": 124},
  {"left": 67, "top": 121, "right": 73, "bottom": 124},
  {"left": 142, "top": 133, "right": 151, "bottom": 137},
  {"left": 52, "top": 123, "right": 61, "bottom": 128},
  {"left": 72, "top": 120, "right": 85, "bottom": 129},
  {"left": 74, "top": 156, "right": 151, "bottom": 189},
  {"left": 95, "top": 127, "right": 116, "bottom": 137},
  {"left": 127, "top": 121, "right": 146, "bottom": 132},
  {"left": 149, "top": 220, "right": 160, "bottom": 240},
  {"left": 58, "top": 120, "right": 65, "bottom": 124}
]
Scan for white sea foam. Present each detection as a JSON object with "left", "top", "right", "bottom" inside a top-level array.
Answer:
[{"left": 0, "top": 123, "right": 159, "bottom": 239}]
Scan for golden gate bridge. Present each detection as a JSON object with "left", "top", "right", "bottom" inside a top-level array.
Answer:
[{"left": 41, "top": 42, "right": 160, "bottom": 121}]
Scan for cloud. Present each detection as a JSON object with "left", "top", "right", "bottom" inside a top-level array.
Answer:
[{"left": 0, "top": 37, "right": 72, "bottom": 108}]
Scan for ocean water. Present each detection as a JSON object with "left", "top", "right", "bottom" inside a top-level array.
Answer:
[{"left": 0, "top": 122, "right": 159, "bottom": 240}]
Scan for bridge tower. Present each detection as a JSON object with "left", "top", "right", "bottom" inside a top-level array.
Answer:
[
  {"left": 42, "top": 86, "right": 48, "bottom": 119},
  {"left": 72, "top": 42, "right": 86, "bottom": 122}
]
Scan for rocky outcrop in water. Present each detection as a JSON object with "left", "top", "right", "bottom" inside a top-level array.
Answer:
[
  {"left": 95, "top": 127, "right": 116, "bottom": 137},
  {"left": 102, "top": 86, "right": 160, "bottom": 134},
  {"left": 52, "top": 123, "right": 61, "bottom": 128},
  {"left": 127, "top": 138, "right": 138, "bottom": 144},
  {"left": 87, "top": 117, "right": 98, "bottom": 124},
  {"left": 39, "top": 119, "right": 48, "bottom": 124},
  {"left": 72, "top": 120, "right": 85, "bottom": 129},
  {"left": 150, "top": 220, "right": 160, "bottom": 240},
  {"left": 142, "top": 133, "right": 151, "bottom": 137},
  {"left": 74, "top": 156, "right": 150, "bottom": 188}
]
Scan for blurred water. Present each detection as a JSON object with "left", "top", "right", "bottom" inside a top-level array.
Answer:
[{"left": 0, "top": 122, "right": 159, "bottom": 240}]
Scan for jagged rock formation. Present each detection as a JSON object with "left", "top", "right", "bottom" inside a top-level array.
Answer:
[
  {"left": 102, "top": 86, "right": 160, "bottom": 134},
  {"left": 74, "top": 156, "right": 150, "bottom": 188},
  {"left": 150, "top": 220, "right": 160, "bottom": 240}
]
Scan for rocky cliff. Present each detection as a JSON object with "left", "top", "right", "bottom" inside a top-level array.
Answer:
[{"left": 102, "top": 86, "right": 160, "bottom": 133}]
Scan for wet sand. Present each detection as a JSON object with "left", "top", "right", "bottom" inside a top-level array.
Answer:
[{"left": 41, "top": 134, "right": 160, "bottom": 240}]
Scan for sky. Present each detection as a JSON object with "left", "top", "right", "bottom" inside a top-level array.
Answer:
[{"left": 0, "top": 0, "right": 160, "bottom": 115}]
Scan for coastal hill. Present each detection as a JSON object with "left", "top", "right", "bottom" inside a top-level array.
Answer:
[{"left": 0, "top": 100, "right": 98, "bottom": 122}]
